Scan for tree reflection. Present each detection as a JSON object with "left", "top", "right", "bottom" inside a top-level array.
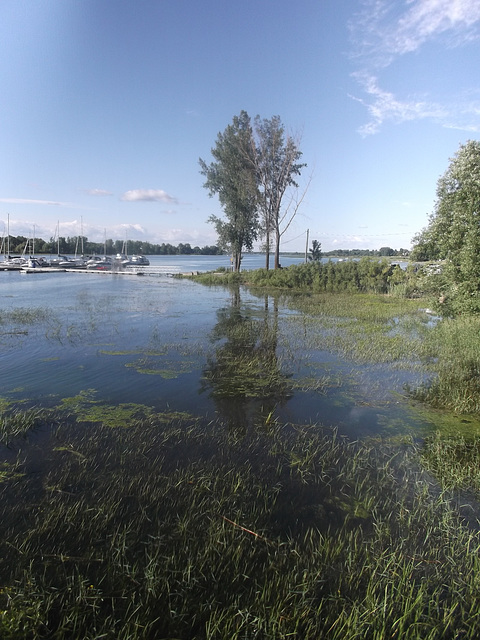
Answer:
[{"left": 201, "top": 287, "right": 292, "bottom": 429}]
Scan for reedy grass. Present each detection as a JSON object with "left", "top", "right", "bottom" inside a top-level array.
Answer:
[
  {"left": 0, "top": 405, "right": 48, "bottom": 444},
  {"left": 1, "top": 407, "right": 480, "bottom": 638},
  {"left": 279, "top": 292, "right": 428, "bottom": 362},
  {"left": 408, "top": 315, "right": 480, "bottom": 413},
  {"left": 419, "top": 431, "right": 480, "bottom": 492}
]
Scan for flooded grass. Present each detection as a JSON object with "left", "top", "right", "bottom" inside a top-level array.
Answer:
[
  {"left": 0, "top": 406, "right": 480, "bottom": 638},
  {"left": 2, "top": 278, "right": 480, "bottom": 636},
  {"left": 281, "top": 292, "right": 430, "bottom": 365},
  {"left": 408, "top": 315, "right": 480, "bottom": 413}
]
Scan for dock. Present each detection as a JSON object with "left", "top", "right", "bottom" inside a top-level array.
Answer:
[{"left": 16, "top": 265, "right": 196, "bottom": 277}]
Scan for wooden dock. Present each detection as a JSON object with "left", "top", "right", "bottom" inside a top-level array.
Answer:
[{"left": 17, "top": 265, "right": 195, "bottom": 277}]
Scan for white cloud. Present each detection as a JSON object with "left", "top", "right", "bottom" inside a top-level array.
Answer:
[{"left": 121, "top": 189, "right": 177, "bottom": 203}]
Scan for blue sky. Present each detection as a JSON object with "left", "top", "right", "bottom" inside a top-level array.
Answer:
[{"left": 1, "top": 0, "right": 480, "bottom": 252}]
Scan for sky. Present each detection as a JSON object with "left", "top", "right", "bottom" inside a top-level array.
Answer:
[{"left": 1, "top": 0, "right": 480, "bottom": 253}]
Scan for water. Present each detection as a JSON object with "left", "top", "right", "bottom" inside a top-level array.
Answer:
[
  {"left": 26, "top": 252, "right": 308, "bottom": 273},
  {"left": 0, "top": 264, "right": 439, "bottom": 437}
]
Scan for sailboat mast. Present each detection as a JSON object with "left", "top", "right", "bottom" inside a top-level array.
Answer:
[{"left": 81, "top": 216, "right": 84, "bottom": 255}]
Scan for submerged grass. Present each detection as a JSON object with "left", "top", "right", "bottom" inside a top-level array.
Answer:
[
  {"left": 420, "top": 431, "right": 480, "bottom": 492},
  {"left": 408, "top": 315, "right": 480, "bottom": 414},
  {"left": 278, "top": 292, "right": 430, "bottom": 365},
  {"left": 1, "top": 403, "right": 480, "bottom": 638}
]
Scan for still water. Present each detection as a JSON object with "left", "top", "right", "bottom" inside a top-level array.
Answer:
[{"left": 0, "top": 264, "right": 441, "bottom": 437}]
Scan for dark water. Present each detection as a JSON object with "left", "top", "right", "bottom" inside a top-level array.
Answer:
[{"left": 0, "top": 267, "right": 445, "bottom": 437}]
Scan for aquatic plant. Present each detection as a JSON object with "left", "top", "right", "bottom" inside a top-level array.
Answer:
[
  {"left": 1, "top": 408, "right": 480, "bottom": 638},
  {"left": 408, "top": 315, "right": 480, "bottom": 414},
  {"left": 281, "top": 292, "right": 428, "bottom": 366},
  {"left": 419, "top": 432, "right": 480, "bottom": 492},
  {"left": 0, "top": 406, "right": 47, "bottom": 444}
]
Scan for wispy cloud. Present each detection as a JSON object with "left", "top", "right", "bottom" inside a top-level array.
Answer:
[
  {"left": 349, "top": 0, "right": 480, "bottom": 134},
  {"left": 351, "top": 0, "right": 480, "bottom": 64},
  {"left": 120, "top": 189, "right": 177, "bottom": 203},
  {"left": 0, "top": 198, "right": 73, "bottom": 206},
  {"left": 350, "top": 71, "right": 448, "bottom": 135},
  {"left": 84, "top": 188, "right": 113, "bottom": 197}
]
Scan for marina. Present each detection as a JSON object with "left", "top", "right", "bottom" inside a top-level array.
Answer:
[{"left": 1, "top": 251, "right": 309, "bottom": 275}]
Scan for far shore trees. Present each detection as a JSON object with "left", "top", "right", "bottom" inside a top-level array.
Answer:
[{"left": 200, "top": 111, "right": 306, "bottom": 271}]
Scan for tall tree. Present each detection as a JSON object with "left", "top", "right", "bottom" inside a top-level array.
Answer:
[
  {"left": 199, "top": 111, "right": 259, "bottom": 272},
  {"left": 412, "top": 140, "right": 480, "bottom": 314},
  {"left": 254, "top": 116, "right": 306, "bottom": 269},
  {"left": 308, "top": 239, "right": 322, "bottom": 262}
]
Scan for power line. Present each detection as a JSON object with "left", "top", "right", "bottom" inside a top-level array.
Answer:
[{"left": 282, "top": 231, "right": 308, "bottom": 245}]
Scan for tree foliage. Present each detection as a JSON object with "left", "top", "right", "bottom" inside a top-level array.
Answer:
[
  {"left": 254, "top": 115, "right": 306, "bottom": 269},
  {"left": 200, "top": 112, "right": 306, "bottom": 271},
  {"left": 309, "top": 239, "right": 322, "bottom": 262},
  {"left": 411, "top": 140, "right": 480, "bottom": 314},
  {"left": 199, "top": 111, "right": 259, "bottom": 271}
]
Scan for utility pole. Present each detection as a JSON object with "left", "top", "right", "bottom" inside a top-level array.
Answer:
[{"left": 304, "top": 229, "right": 309, "bottom": 263}]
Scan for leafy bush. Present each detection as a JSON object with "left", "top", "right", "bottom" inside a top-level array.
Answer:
[{"left": 246, "top": 258, "right": 402, "bottom": 295}]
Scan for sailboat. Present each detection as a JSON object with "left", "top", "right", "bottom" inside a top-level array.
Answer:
[
  {"left": 48, "top": 221, "right": 83, "bottom": 268},
  {"left": 86, "top": 228, "right": 112, "bottom": 270},
  {"left": 0, "top": 214, "right": 29, "bottom": 270}
]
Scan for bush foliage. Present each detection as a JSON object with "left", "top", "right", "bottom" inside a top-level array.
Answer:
[{"left": 245, "top": 258, "right": 407, "bottom": 294}]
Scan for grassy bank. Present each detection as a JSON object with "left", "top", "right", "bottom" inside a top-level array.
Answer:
[{"left": 187, "top": 258, "right": 418, "bottom": 296}]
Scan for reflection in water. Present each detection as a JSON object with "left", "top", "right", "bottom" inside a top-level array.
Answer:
[{"left": 201, "top": 287, "right": 292, "bottom": 429}]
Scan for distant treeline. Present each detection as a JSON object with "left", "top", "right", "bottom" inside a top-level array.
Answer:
[
  {"left": 3, "top": 235, "right": 409, "bottom": 258},
  {"left": 3, "top": 236, "right": 223, "bottom": 256},
  {"left": 323, "top": 247, "right": 410, "bottom": 257}
]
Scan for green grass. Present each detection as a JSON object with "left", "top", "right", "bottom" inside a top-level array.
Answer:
[
  {"left": 279, "top": 292, "right": 428, "bottom": 366},
  {"left": 408, "top": 315, "right": 480, "bottom": 413},
  {"left": 1, "top": 404, "right": 480, "bottom": 638}
]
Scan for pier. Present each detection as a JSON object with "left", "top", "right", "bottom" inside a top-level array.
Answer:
[{"left": 15, "top": 265, "right": 197, "bottom": 277}]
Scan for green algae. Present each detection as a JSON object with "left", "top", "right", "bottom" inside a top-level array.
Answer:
[
  {"left": 57, "top": 391, "right": 152, "bottom": 427},
  {"left": 130, "top": 367, "right": 179, "bottom": 377},
  {"left": 408, "top": 402, "right": 480, "bottom": 438},
  {"left": 55, "top": 390, "right": 195, "bottom": 428},
  {"left": 125, "top": 356, "right": 196, "bottom": 378},
  {"left": 79, "top": 403, "right": 154, "bottom": 427},
  {"left": 0, "top": 398, "right": 12, "bottom": 412}
]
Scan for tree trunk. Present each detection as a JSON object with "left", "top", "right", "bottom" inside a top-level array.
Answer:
[
  {"left": 265, "top": 228, "right": 270, "bottom": 270},
  {"left": 233, "top": 250, "right": 242, "bottom": 272},
  {"left": 274, "top": 228, "right": 281, "bottom": 269}
]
